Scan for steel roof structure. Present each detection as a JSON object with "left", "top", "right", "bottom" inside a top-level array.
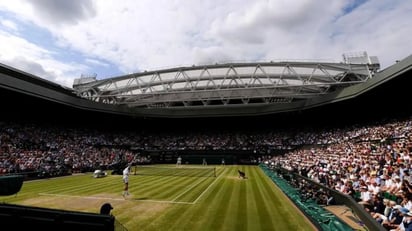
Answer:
[
  {"left": 73, "top": 52, "right": 380, "bottom": 111},
  {"left": 3, "top": 51, "right": 412, "bottom": 120}
]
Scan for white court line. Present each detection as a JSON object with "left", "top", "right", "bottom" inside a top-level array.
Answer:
[
  {"left": 38, "top": 193, "right": 194, "bottom": 204},
  {"left": 38, "top": 168, "right": 227, "bottom": 205},
  {"left": 171, "top": 176, "right": 210, "bottom": 202},
  {"left": 192, "top": 168, "right": 226, "bottom": 204}
]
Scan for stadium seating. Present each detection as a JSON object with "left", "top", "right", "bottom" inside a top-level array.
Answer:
[{"left": 0, "top": 203, "right": 115, "bottom": 231}]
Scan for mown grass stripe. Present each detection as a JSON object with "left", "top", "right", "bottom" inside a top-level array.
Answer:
[
  {"left": 3, "top": 165, "right": 316, "bottom": 231},
  {"left": 191, "top": 168, "right": 223, "bottom": 203},
  {"left": 207, "top": 167, "right": 238, "bottom": 230},
  {"left": 155, "top": 167, "right": 230, "bottom": 231},
  {"left": 250, "top": 167, "right": 276, "bottom": 229},
  {"left": 38, "top": 193, "right": 195, "bottom": 204}
]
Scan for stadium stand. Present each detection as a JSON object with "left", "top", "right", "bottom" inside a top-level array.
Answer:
[
  {"left": 0, "top": 203, "right": 115, "bottom": 231},
  {"left": 0, "top": 53, "right": 411, "bottom": 231}
]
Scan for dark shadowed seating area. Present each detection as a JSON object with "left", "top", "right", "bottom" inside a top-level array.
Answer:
[{"left": 0, "top": 203, "right": 115, "bottom": 231}]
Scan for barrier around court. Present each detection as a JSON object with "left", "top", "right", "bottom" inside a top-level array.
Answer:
[
  {"left": 259, "top": 164, "right": 385, "bottom": 231},
  {"left": 0, "top": 174, "right": 24, "bottom": 196},
  {"left": 0, "top": 203, "right": 118, "bottom": 231}
]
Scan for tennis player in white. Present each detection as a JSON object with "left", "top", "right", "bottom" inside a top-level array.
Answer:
[{"left": 122, "top": 164, "right": 131, "bottom": 197}]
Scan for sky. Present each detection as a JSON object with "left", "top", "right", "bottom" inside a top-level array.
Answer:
[{"left": 0, "top": 0, "right": 411, "bottom": 88}]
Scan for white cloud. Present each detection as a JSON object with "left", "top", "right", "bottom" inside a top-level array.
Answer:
[
  {"left": 0, "top": 31, "right": 87, "bottom": 87},
  {"left": 1, "top": 19, "right": 18, "bottom": 31},
  {"left": 0, "top": 0, "right": 410, "bottom": 87}
]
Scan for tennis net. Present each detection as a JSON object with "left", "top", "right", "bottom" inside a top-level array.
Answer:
[{"left": 133, "top": 165, "right": 216, "bottom": 177}]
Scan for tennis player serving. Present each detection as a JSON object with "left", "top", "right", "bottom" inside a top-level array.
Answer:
[{"left": 122, "top": 163, "right": 131, "bottom": 197}]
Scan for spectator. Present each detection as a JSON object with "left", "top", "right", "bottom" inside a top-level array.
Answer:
[{"left": 100, "top": 203, "right": 113, "bottom": 215}]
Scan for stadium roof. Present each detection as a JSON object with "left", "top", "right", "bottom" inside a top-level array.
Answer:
[
  {"left": 73, "top": 52, "right": 380, "bottom": 111},
  {"left": 2, "top": 51, "right": 412, "bottom": 120}
]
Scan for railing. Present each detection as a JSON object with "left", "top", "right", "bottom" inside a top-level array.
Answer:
[{"left": 260, "top": 164, "right": 385, "bottom": 231}]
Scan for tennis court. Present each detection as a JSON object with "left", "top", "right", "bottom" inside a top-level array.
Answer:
[{"left": 2, "top": 165, "right": 316, "bottom": 231}]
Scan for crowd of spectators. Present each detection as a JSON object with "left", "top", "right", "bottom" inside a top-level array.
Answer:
[
  {"left": 0, "top": 119, "right": 306, "bottom": 176},
  {"left": 268, "top": 116, "right": 412, "bottom": 230},
  {"left": 0, "top": 122, "right": 136, "bottom": 176}
]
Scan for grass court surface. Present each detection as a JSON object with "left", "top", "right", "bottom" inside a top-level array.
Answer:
[{"left": 2, "top": 165, "right": 316, "bottom": 231}]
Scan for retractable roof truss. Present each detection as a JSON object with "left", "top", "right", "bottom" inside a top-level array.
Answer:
[{"left": 73, "top": 61, "right": 375, "bottom": 109}]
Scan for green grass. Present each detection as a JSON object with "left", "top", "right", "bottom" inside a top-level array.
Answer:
[{"left": 1, "top": 165, "right": 316, "bottom": 231}]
